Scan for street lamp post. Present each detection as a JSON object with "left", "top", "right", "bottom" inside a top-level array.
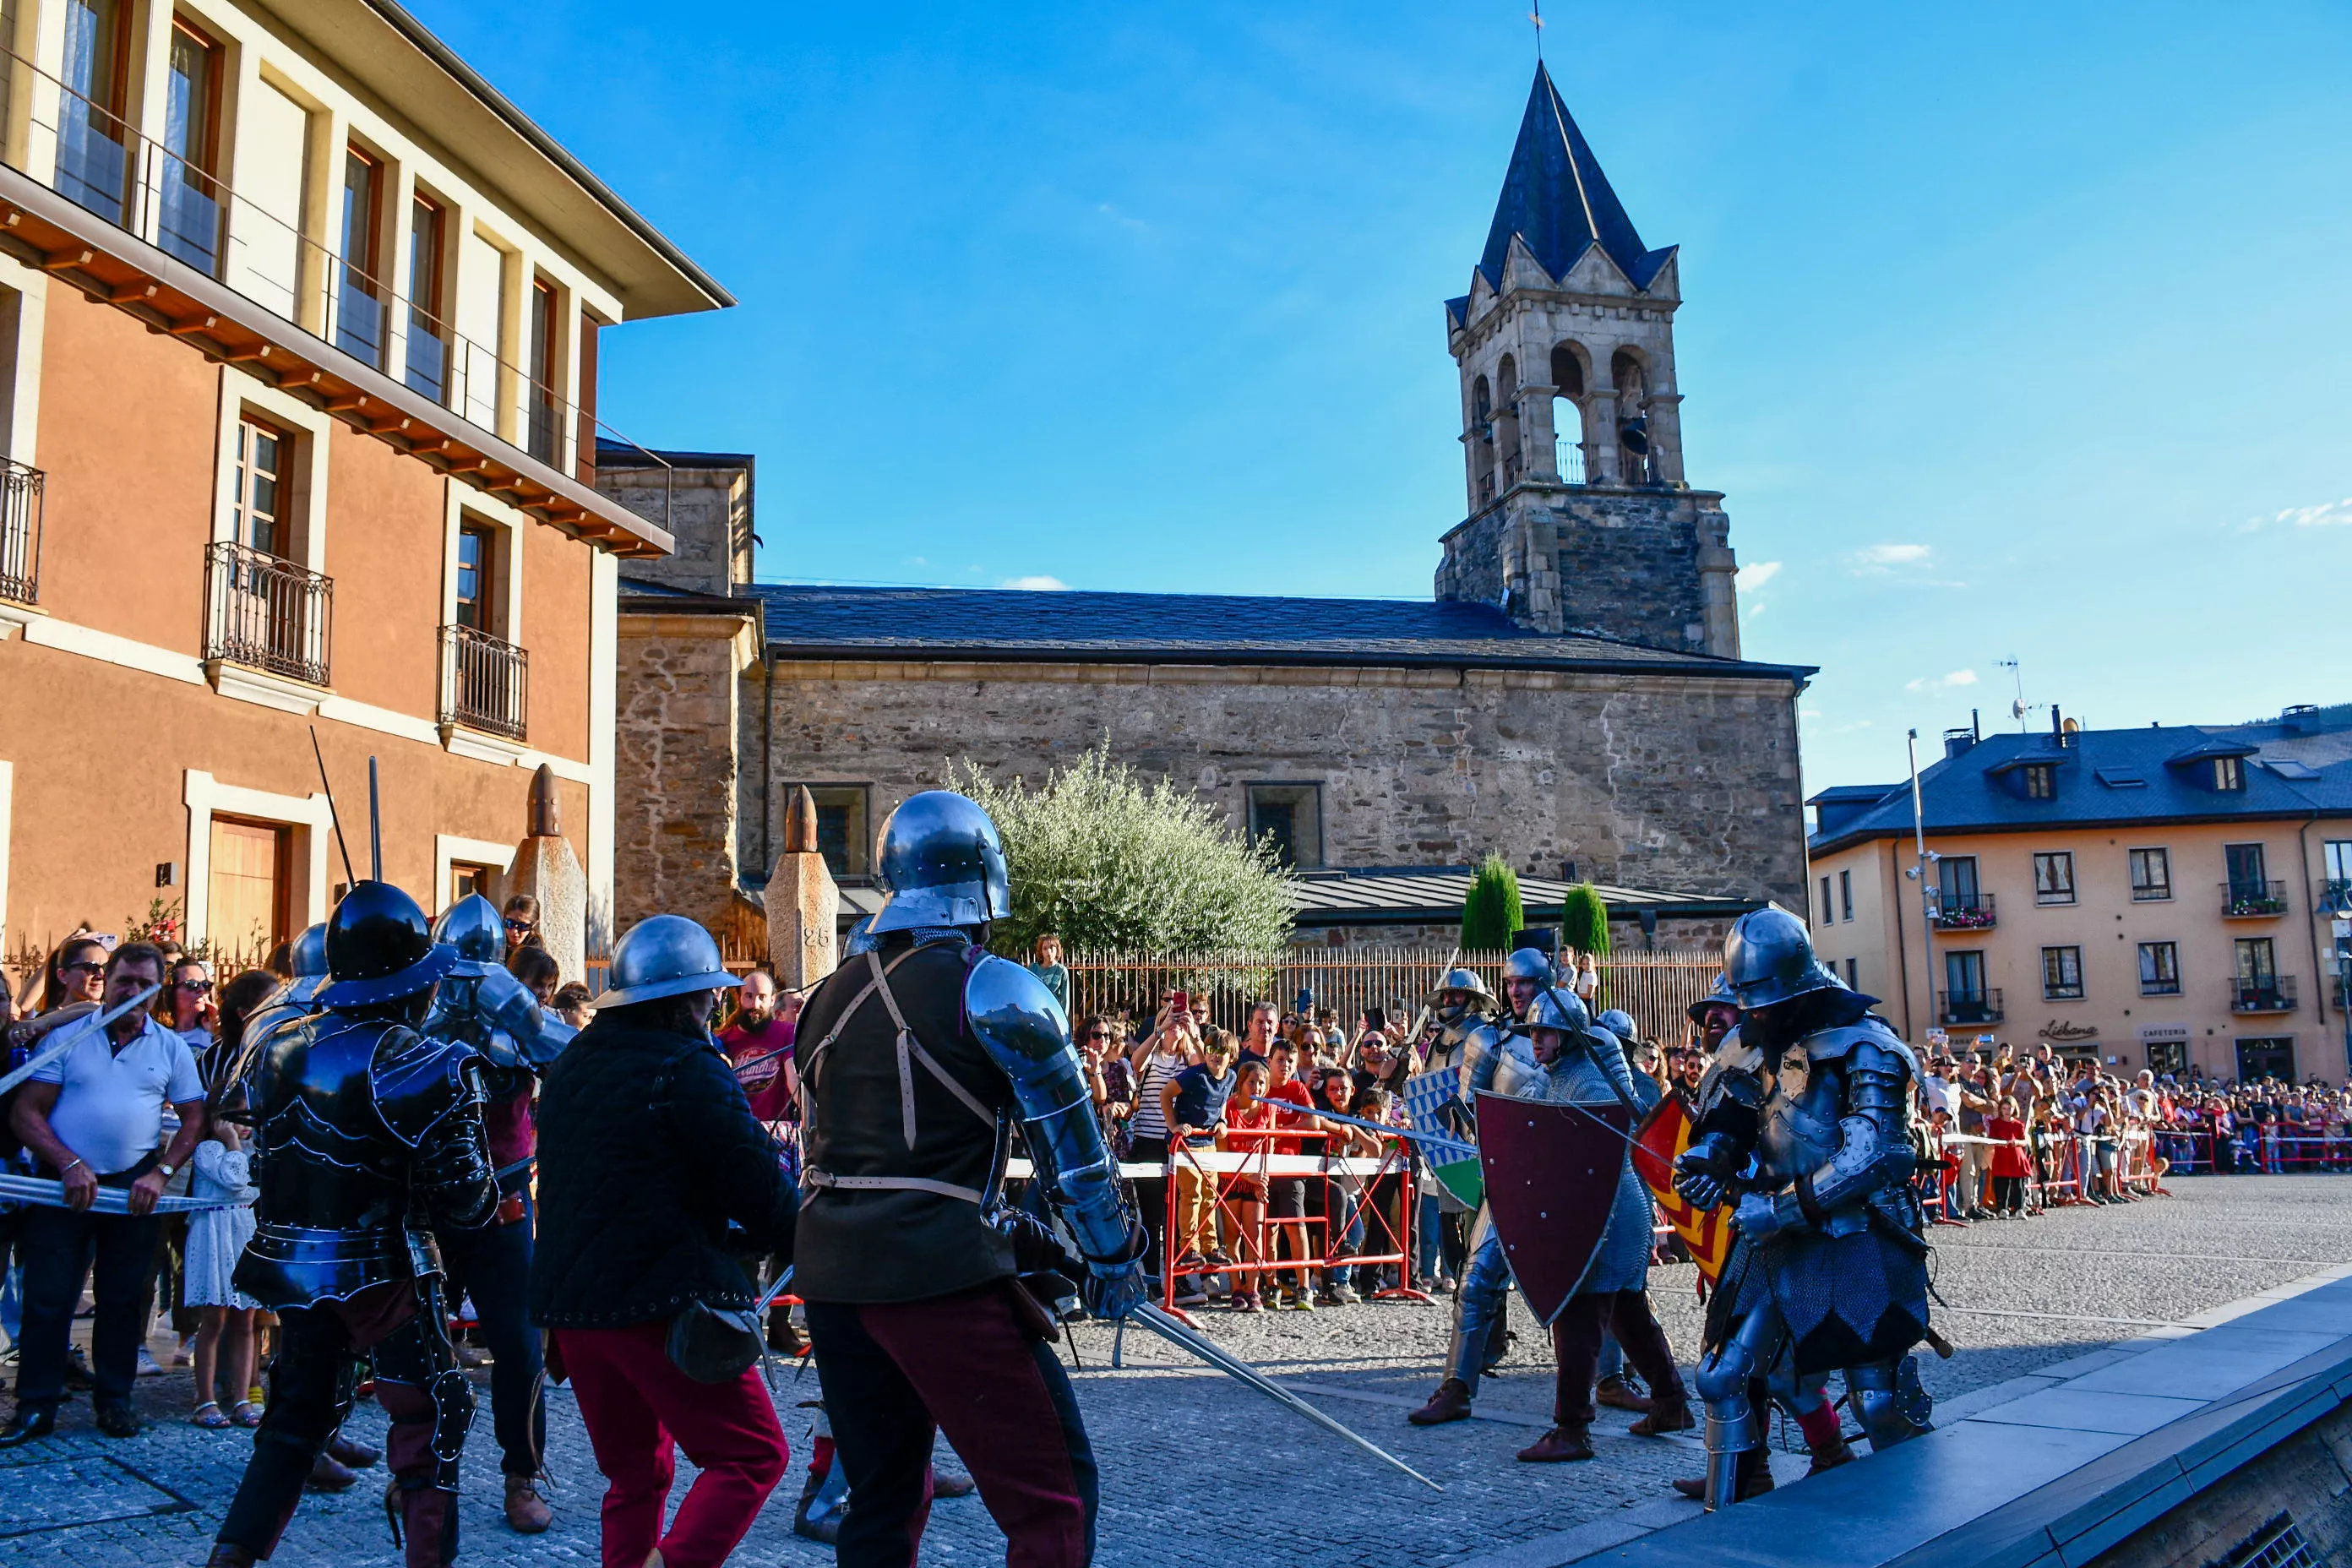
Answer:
[{"left": 1906, "top": 729, "right": 1939, "bottom": 1043}]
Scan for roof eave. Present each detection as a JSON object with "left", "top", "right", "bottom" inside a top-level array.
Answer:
[{"left": 759, "top": 640, "right": 1816, "bottom": 682}]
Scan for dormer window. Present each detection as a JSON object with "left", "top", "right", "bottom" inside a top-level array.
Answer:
[
  {"left": 2214, "top": 756, "right": 2244, "bottom": 792},
  {"left": 2023, "top": 763, "right": 2055, "bottom": 800}
]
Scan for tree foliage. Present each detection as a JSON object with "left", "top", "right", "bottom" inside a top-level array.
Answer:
[
  {"left": 1460, "top": 853, "right": 1525, "bottom": 952},
  {"left": 1561, "top": 882, "right": 1611, "bottom": 959},
  {"left": 945, "top": 747, "right": 1293, "bottom": 958}
]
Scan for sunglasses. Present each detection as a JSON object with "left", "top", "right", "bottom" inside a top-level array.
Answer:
[
  {"left": 175, "top": 979, "right": 213, "bottom": 994},
  {"left": 505, "top": 918, "right": 535, "bottom": 932},
  {"left": 63, "top": 961, "right": 104, "bottom": 975}
]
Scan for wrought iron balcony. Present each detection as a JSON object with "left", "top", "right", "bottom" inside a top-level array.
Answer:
[
  {"left": 203, "top": 542, "right": 332, "bottom": 685},
  {"left": 439, "top": 623, "right": 529, "bottom": 741},
  {"left": 2229, "top": 976, "right": 2296, "bottom": 1014},
  {"left": 1936, "top": 988, "right": 2003, "bottom": 1026},
  {"left": 2221, "top": 880, "right": 2288, "bottom": 918},
  {"left": 0, "top": 456, "right": 44, "bottom": 605},
  {"left": 1930, "top": 892, "right": 1996, "bottom": 931}
]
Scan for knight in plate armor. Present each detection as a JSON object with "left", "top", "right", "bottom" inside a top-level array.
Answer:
[
  {"left": 210, "top": 882, "right": 498, "bottom": 1568},
  {"left": 415, "top": 894, "right": 577, "bottom": 1534},
  {"left": 1404, "top": 948, "right": 1554, "bottom": 1429},
  {"left": 793, "top": 790, "right": 1148, "bottom": 1568},
  {"left": 1674, "top": 909, "right": 1934, "bottom": 1510}
]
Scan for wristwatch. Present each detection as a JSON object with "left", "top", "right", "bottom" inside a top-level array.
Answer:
[{"left": 156, "top": 1162, "right": 177, "bottom": 1179}]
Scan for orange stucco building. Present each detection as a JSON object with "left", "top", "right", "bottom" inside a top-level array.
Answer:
[{"left": 0, "top": 0, "right": 726, "bottom": 972}]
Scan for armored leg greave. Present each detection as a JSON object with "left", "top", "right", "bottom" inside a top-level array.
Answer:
[
  {"left": 1445, "top": 1207, "right": 1514, "bottom": 1388},
  {"left": 1695, "top": 1301, "right": 1787, "bottom": 1511},
  {"left": 1846, "top": 1356, "right": 1933, "bottom": 1452}
]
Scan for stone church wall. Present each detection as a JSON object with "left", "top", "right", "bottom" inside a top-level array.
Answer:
[
  {"left": 613, "top": 609, "right": 758, "bottom": 933},
  {"left": 754, "top": 657, "right": 1805, "bottom": 910}
]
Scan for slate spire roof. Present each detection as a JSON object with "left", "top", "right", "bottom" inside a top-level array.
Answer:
[{"left": 1473, "top": 63, "right": 1675, "bottom": 294}]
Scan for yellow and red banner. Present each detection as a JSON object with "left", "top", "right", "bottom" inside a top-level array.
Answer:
[{"left": 1631, "top": 1096, "right": 1734, "bottom": 1285}]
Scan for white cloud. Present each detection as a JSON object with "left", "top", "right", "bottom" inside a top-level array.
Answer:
[
  {"left": 1848, "top": 542, "right": 1934, "bottom": 575},
  {"left": 1906, "top": 668, "right": 1979, "bottom": 694},
  {"left": 2234, "top": 498, "right": 2352, "bottom": 533},
  {"left": 1000, "top": 574, "right": 1070, "bottom": 591},
  {"left": 1734, "top": 560, "right": 1783, "bottom": 592}
]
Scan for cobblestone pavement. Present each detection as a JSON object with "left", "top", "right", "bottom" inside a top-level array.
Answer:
[{"left": 5, "top": 1174, "right": 2349, "bottom": 1567}]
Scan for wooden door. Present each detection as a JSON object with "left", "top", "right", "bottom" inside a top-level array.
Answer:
[{"left": 209, "top": 816, "right": 289, "bottom": 966}]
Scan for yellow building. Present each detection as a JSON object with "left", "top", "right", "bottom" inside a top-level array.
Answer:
[{"left": 1805, "top": 706, "right": 2352, "bottom": 1085}]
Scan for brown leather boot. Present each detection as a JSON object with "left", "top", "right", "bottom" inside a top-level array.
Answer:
[
  {"left": 1629, "top": 1396, "right": 1695, "bottom": 1436},
  {"left": 328, "top": 1432, "right": 381, "bottom": 1468},
  {"left": 204, "top": 1547, "right": 259, "bottom": 1568},
  {"left": 306, "top": 1452, "right": 357, "bottom": 1493},
  {"left": 504, "top": 1476, "right": 553, "bottom": 1533},
  {"left": 1806, "top": 1434, "right": 1857, "bottom": 1476},
  {"left": 1669, "top": 1447, "right": 1775, "bottom": 1501},
  {"left": 1407, "top": 1377, "right": 1474, "bottom": 1426},
  {"left": 1595, "top": 1373, "right": 1650, "bottom": 1413},
  {"left": 1516, "top": 1424, "right": 1595, "bottom": 1462}
]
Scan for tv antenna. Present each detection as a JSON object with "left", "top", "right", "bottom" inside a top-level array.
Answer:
[
  {"left": 1998, "top": 658, "right": 2044, "bottom": 731},
  {"left": 1529, "top": 0, "right": 1544, "bottom": 59}
]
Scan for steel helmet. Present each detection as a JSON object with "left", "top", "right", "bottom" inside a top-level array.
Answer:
[
  {"left": 1523, "top": 985, "right": 1592, "bottom": 1037},
  {"left": 868, "top": 791, "right": 1011, "bottom": 935},
  {"left": 1428, "top": 966, "right": 1494, "bottom": 1004},
  {"left": 284, "top": 923, "right": 331, "bottom": 1006},
  {"left": 432, "top": 894, "right": 506, "bottom": 977},
  {"left": 1685, "top": 972, "right": 1739, "bottom": 1025},
  {"left": 1503, "top": 948, "right": 1556, "bottom": 986},
  {"left": 596, "top": 915, "right": 741, "bottom": 1007},
  {"left": 841, "top": 914, "right": 879, "bottom": 959},
  {"left": 318, "top": 882, "right": 457, "bottom": 1008},
  {"left": 1722, "top": 908, "right": 1837, "bottom": 1010},
  {"left": 1597, "top": 1008, "right": 1639, "bottom": 1042}
]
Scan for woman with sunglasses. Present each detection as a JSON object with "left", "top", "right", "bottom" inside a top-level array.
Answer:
[{"left": 157, "top": 960, "right": 219, "bottom": 1050}]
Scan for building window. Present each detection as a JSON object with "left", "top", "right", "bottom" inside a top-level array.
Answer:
[
  {"left": 2033, "top": 851, "right": 2076, "bottom": 906},
  {"left": 406, "top": 193, "right": 449, "bottom": 400},
  {"left": 788, "top": 786, "right": 871, "bottom": 878},
  {"left": 234, "top": 416, "right": 291, "bottom": 558},
  {"left": 156, "top": 20, "right": 222, "bottom": 273},
  {"left": 2223, "top": 842, "right": 2277, "bottom": 914},
  {"left": 1245, "top": 783, "right": 1323, "bottom": 870},
  {"left": 2022, "top": 764, "right": 2055, "bottom": 800},
  {"left": 455, "top": 521, "right": 501, "bottom": 633},
  {"left": 2137, "top": 941, "right": 2180, "bottom": 996},
  {"left": 2234, "top": 1037, "right": 2294, "bottom": 1082},
  {"left": 1838, "top": 868, "right": 1854, "bottom": 923},
  {"left": 2127, "top": 847, "right": 2171, "bottom": 901},
  {"left": 336, "top": 146, "right": 385, "bottom": 366},
  {"left": 57, "top": 0, "right": 130, "bottom": 218},
  {"left": 1843, "top": 957, "right": 1859, "bottom": 988},
  {"left": 1817, "top": 875, "right": 1832, "bottom": 927},
  {"left": 2322, "top": 840, "right": 2352, "bottom": 911},
  {"left": 527, "top": 277, "right": 561, "bottom": 464},
  {"left": 2041, "top": 945, "right": 2084, "bottom": 1000},
  {"left": 1942, "top": 950, "right": 1993, "bottom": 1025},
  {"left": 2213, "top": 756, "right": 2244, "bottom": 792},
  {"left": 2145, "top": 1038, "right": 2188, "bottom": 1076},
  {"left": 449, "top": 861, "right": 497, "bottom": 906}
]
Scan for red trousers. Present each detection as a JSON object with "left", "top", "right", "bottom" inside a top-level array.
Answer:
[{"left": 553, "top": 1321, "right": 789, "bottom": 1568}]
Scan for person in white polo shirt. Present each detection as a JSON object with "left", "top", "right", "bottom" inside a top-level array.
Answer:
[{"left": 3, "top": 942, "right": 206, "bottom": 1446}]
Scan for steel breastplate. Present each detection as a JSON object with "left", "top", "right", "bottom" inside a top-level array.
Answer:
[{"left": 1753, "top": 1044, "right": 1846, "bottom": 1189}]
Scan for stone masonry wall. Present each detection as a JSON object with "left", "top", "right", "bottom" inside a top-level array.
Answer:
[
  {"left": 613, "top": 612, "right": 755, "bottom": 933},
  {"left": 753, "top": 659, "right": 1807, "bottom": 910},
  {"left": 595, "top": 466, "right": 751, "bottom": 598}
]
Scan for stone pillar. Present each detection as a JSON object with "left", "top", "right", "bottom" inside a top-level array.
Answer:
[
  {"left": 1647, "top": 393, "right": 1687, "bottom": 486},
  {"left": 1589, "top": 379, "right": 1623, "bottom": 484},
  {"left": 767, "top": 786, "right": 840, "bottom": 992},
  {"left": 1696, "top": 507, "right": 1740, "bottom": 659},
  {"left": 1523, "top": 384, "right": 1559, "bottom": 482},
  {"left": 506, "top": 765, "right": 588, "bottom": 983}
]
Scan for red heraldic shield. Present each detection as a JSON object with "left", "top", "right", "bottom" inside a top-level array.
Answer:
[{"left": 1475, "top": 1091, "right": 1635, "bottom": 1326}]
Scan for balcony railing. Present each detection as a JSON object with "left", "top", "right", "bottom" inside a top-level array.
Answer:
[
  {"left": 1937, "top": 988, "right": 2004, "bottom": 1026},
  {"left": 1930, "top": 892, "right": 1996, "bottom": 931},
  {"left": 2317, "top": 878, "right": 2352, "bottom": 915},
  {"left": 0, "top": 457, "right": 44, "bottom": 605},
  {"left": 204, "top": 542, "right": 332, "bottom": 686},
  {"left": 0, "top": 40, "right": 676, "bottom": 510},
  {"left": 2229, "top": 976, "right": 2297, "bottom": 1015},
  {"left": 440, "top": 623, "right": 529, "bottom": 741},
  {"left": 2222, "top": 880, "right": 2288, "bottom": 918}
]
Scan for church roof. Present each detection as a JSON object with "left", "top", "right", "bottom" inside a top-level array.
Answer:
[
  {"left": 1450, "top": 64, "right": 1674, "bottom": 320},
  {"left": 719, "top": 581, "right": 1810, "bottom": 680}
]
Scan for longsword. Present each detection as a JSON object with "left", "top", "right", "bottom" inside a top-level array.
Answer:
[
  {"left": 1126, "top": 1301, "right": 1443, "bottom": 1492},
  {"left": 0, "top": 982, "right": 165, "bottom": 1097}
]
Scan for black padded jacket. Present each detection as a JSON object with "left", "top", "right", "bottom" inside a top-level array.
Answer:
[{"left": 529, "top": 1011, "right": 796, "bottom": 1329}]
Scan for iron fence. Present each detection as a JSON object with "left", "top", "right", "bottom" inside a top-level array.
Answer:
[
  {"left": 204, "top": 541, "right": 333, "bottom": 685},
  {"left": 439, "top": 623, "right": 529, "bottom": 741},
  {"left": 0, "top": 456, "right": 41, "bottom": 604}
]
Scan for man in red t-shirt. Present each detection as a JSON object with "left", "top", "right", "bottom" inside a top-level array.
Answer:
[
  {"left": 1261, "top": 1041, "right": 1321, "bottom": 1308},
  {"left": 718, "top": 970, "right": 803, "bottom": 1351}
]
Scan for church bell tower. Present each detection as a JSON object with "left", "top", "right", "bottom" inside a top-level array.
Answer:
[{"left": 1435, "top": 64, "right": 1740, "bottom": 658}]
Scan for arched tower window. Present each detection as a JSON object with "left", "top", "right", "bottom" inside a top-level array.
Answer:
[
  {"left": 1495, "top": 355, "right": 1522, "bottom": 487},
  {"left": 1551, "top": 342, "right": 1587, "bottom": 482},
  {"left": 1469, "top": 374, "right": 1496, "bottom": 508},
  {"left": 1611, "top": 349, "right": 1652, "bottom": 485}
]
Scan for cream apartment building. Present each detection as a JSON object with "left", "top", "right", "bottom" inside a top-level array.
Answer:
[
  {"left": 1807, "top": 706, "right": 2352, "bottom": 1085},
  {"left": 0, "top": 0, "right": 726, "bottom": 972}
]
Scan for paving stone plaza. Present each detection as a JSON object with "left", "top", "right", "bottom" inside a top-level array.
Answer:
[{"left": 4, "top": 1173, "right": 2347, "bottom": 1567}]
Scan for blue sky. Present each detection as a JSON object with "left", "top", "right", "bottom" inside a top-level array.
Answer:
[{"left": 416, "top": 1, "right": 2352, "bottom": 797}]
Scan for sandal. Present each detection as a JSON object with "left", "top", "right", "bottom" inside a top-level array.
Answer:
[
  {"left": 232, "top": 1401, "right": 264, "bottom": 1429},
  {"left": 193, "top": 1402, "right": 232, "bottom": 1430}
]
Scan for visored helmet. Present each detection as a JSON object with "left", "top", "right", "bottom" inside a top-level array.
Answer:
[
  {"left": 1503, "top": 948, "right": 1555, "bottom": 986},
  {"left": 1723, "top": 907, "right": 1837, "bottom": 1010},
  {"left": 433, "top": 894, "right": 506, "bottom": 977},
  {"left": 1685, "top": 972, "right": 1739, "bottom": 1025},
  {"left": 869, "top": 791, "right": 1011, "bottom": 935},
  {"left": 1597, "top": 1008, "right": 1639, "bottom": 1042},
  {"left": 318, "top": 882, "right": 457, "bottom": 1008},
  {"left": 596, "top": 915, "right": 741, "bottom": 1008}
]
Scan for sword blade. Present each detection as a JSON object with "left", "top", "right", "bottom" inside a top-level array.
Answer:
[
  {"left": 754, "top": 1265, "right": 796, "bottom": 1315},
  {"left": 0, "top": 983, "right": 164, "bottom": 1098},
  {"left": 1129, "top": 1303, "right": 1443, "bottom": 1492},
  {"left": 1312, "top": 1108, "right": 1475, "bottom": 1159}
]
